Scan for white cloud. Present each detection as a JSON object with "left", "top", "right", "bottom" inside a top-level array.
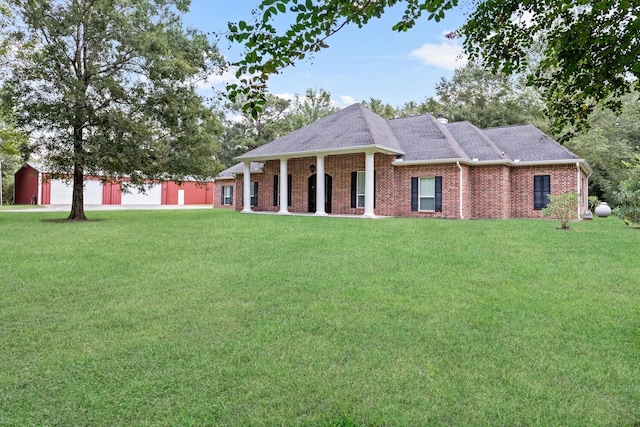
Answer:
[
  {"left": 195, "top": 67, "right": 239, "bottom": 90},
  {"left": 408, "top": 38, "right": 467, "bottom": 70},
  {"left": 334, "top": 95, "right": 356, "bottom": 109}
]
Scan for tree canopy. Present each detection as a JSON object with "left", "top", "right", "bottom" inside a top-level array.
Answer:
[
  {"left": 433, "top": 62, "right": 546, "bottom": 129},
  {"left": 219, "top": 87, "right": 338, "bottom": 168},
  {"left": 3, "top": 0, "right": 225, "bottom": 219},
  {"left": 227, "top": 0, "right": 639, "bottom": 135}
]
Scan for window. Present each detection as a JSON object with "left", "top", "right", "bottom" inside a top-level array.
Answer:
[
  {"left": 351, "top": 171, "right": 376, "bottom": 209},
  {"left": 411, "top": 176, "right": 442, "bottom": 212},
  {"left": 356, "top": 171, "right": 366, "bottom": 208},
  {"left": 534, "top": 175, "right": 550, "bottom": 210},
  {"left": 220, "top": 185, "right": 233, "bottom": 206},
  {"left": 419, "top": 177, "right": 436, "bottom": 211},
  {"left": 272, "top": 175, "right": 292, "bottom": 206}
]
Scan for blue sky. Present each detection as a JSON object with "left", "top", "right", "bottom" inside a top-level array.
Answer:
[{"left": 183, "top": 1, "right": 469, "bottom": 109}]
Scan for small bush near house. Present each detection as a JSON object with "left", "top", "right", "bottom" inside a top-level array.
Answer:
[{"left": 542, "top": 191, "right": 579, "bottom": 229}]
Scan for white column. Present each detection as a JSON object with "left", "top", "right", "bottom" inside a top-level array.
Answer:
[
  {"left": 363, "top": 152, "right": 375, "bottom": 217},
  {"left": 315, "top": 155, "right": 327, "bottom": 216},
  {"left": 279, "top": 158, "right": 289, "bottom": 214},
  {"left": 242, "top": 161, "right": 252, "bottom": 213}
]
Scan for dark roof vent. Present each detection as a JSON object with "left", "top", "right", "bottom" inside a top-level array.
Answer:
[{"left": 436, "top": 113, "right": 448, "bottom": 124}]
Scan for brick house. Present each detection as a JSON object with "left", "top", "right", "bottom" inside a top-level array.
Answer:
[{"left": 215, "top": 103, "right": 591, "bottom": 219}]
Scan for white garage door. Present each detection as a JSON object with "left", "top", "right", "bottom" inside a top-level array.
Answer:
[
  {"left": 85, "top": 180, "right": 103, "bottom": 205},
  {"left": 49, "top": 179, "right": 73, "bottom": 204},
  {"left": 121, "top": 184, "right": 162, "bottom": 205},
  {"left": 50, "top": 179, "right": 104, "bottom": 205}
]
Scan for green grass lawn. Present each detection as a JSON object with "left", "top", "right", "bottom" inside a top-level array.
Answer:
[
  {"left": 0, "top": 204, "right": 45, "bottom": 210},
  {"left": 1, "top": 209, "right": 639, "bottom": 426}
]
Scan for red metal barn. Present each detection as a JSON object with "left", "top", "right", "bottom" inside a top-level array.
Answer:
[
  {"left": 13, "top": 163, "right": 213, "bottom": 206},
  {"left": 162, "top": 181, "right": 214, "bottom": 205},
  {"left": 13, "top": 163, "right": 40, "bottom": 205}
]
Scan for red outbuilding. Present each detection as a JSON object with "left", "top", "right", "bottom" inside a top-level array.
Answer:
[{"left": 13, "top": 163, "right": 213, "bottom": 206}]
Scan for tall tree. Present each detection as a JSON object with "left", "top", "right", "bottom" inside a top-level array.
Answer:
[
  {"left": 563, "top": 93, "right": 640, "bottom": 201},
  {"left": 4, "top": 0, "right": 225, "bottom": 220},
  {"left": 219, "top": 93, "right": 291, "bottom": 167},
  {"left": 285, "top": 88, "right": 338, "bottom": 129},
  {"left": 435, "top": 62, "right": 546, "bottom": 129},
  {"left": 396, "top": 98, "right": 443, "bottom": 117},
  {"left": 361, "top": 98, "right": 398, "bottom": 119},
  {"left": 226, "top": 0, "right": 639, "bottom": 136},
  {"left": 463, "top": 0, "right": 640, "bottom": 138}
]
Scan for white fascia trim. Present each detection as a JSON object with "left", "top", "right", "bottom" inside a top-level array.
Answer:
[
  {"left": 513, "top": 159, "right": 593, "bottom": 174},
  {"left": 235, "top": 144, "right": 405, "bottom": 162},
  {"left": 393, "top": 158, "right": 592, "bottom": 173},
  {"left": 393, "top": 158, "right": 469, "bottom": 166},
  {"left": 231, "top": 170, "right": 264, "bottom": 176}
]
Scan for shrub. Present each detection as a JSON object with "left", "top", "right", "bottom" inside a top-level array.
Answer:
[
  {"left": 612, "top": 153, "right": 640, "bottom": 227},
  {"left": 542, "top": 191, "right": 579, "bottom": 229},
  {"left": 588, "top": 195, "right": 601, "bottom": 211},
  {"left": 613, "top": 183, "right": 640, "bottom": 227}
]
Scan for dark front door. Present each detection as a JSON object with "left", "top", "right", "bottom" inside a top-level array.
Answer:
[{"left": 308, "top": 174, "right": 332, "bottom": 213}]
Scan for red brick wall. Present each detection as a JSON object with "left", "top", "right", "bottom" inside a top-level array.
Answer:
[
  {"left": 394, "top": 164, "right": 462, "bottom": 218},
  {"left": 213, "top": 180, "right": 235, "bottom": 209},
  {"left": 510, "top": 165, "right": 583, "bottom": 219},
  {"left": 234, "top": 174, "right": 266, "bottom": 211},
  {"left": 469, "top": 165, "right": 511, "bottom": 219}
]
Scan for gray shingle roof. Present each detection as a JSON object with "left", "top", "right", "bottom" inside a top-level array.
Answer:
[
  {"left": 483, "top": 124, "right": 580, "bottom": 162},
  {"left": 216, "top": 162, "right": 263, "bottom": 179},
  {"left": 234, "top": 103, "right": 584, "bottom": 167},
  {"left": 236, "top": 103, "right": 404, "bottom": 160},
  {"left": 388, "top": 114, "right": 466, "bottom": 161},
  {"left": 446, "top": 121, "right": 506, "bottom": 161}
]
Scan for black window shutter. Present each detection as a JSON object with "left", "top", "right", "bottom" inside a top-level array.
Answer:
[
  {"left": 288, "top": 174, "right": 292, "bottom": 207},
  {"left": 229, "top": 186, "right": 233, "bottom": 203},
  {"left": 411, "top": 177, "right": 418, "bottom": 211},
  {"left": 350, "top": 172, "right": 357, "bottom": 208},
  {"left": 254, "top": 182, "right": 258, "bottom": 206},
  {"left": 273, "top": 175, "right": 278, "bottom": 206},
  {"left": 435, "top": 176, "right": 443, "bottom": 212},
  {"left": 220, "top": 186, "right": 225, "bottom": 205}
]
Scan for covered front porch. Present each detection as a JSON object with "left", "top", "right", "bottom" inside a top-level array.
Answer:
[{"left": 235, "top": 150, "right": 397, "bottom": 218}]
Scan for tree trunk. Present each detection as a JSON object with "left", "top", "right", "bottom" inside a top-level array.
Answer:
[{"left": 67, "top": 126, "right": 87, "bottom": 221}]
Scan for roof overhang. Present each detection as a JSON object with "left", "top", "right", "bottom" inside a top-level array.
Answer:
[
  {"left": 393, "top": 158, "right": 593, "bottom": 174},
  {"left": 229, "top": 168, "right": 264, "bottom": 176},
  {"left": 235, "top": 144, "right": 405, "bottom": 163}
]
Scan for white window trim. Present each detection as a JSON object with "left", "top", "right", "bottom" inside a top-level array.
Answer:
[{"left": 419, "top": 176, "right": 436, "bottom": 212}]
